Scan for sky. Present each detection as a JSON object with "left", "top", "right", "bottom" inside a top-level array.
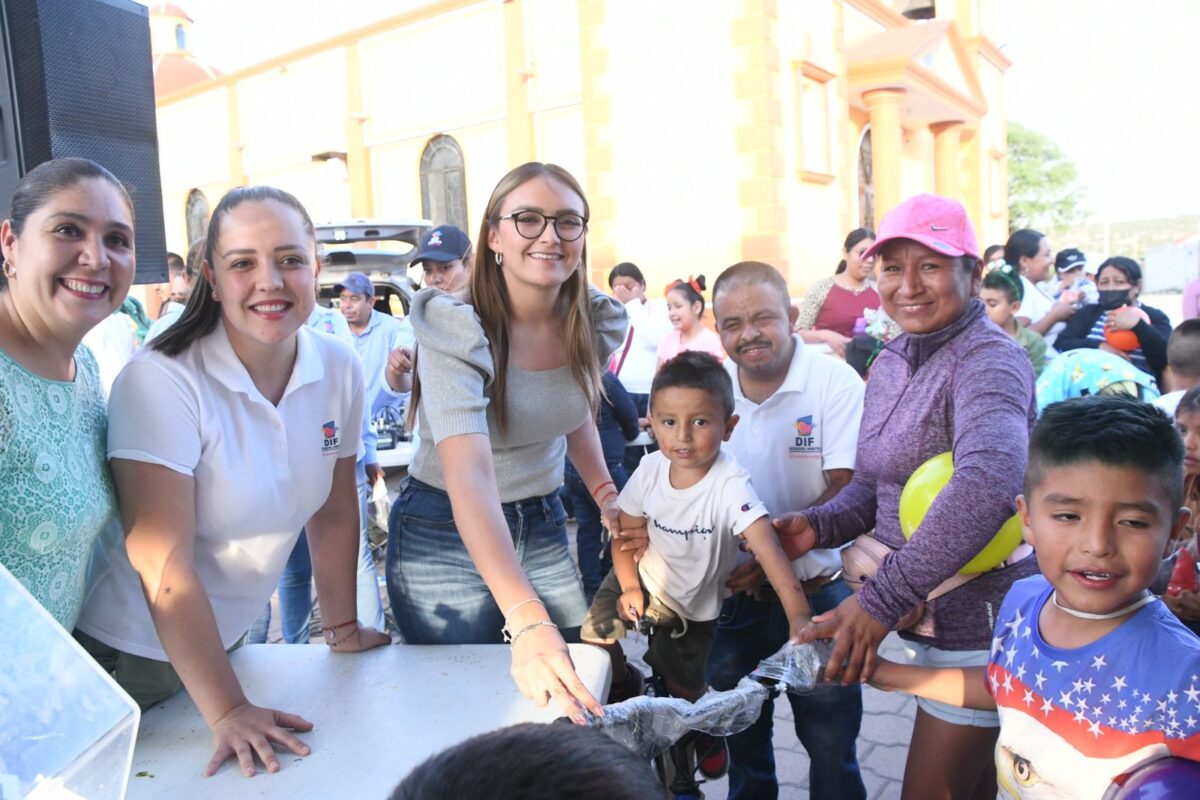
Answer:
[{"left": 146, "top": 0, "right": 1200, "bottom": 224}]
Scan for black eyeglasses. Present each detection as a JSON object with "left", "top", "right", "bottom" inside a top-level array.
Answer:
[{"left": 497, "top": 210, "right": 588, "bottom": 242}]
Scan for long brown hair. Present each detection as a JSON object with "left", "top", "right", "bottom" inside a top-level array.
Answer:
[{"left": 411, "top": 162, "right": 602, "bottom": 433}]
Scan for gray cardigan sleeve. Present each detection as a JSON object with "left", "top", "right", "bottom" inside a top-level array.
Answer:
[
  {"left": 590, "top": 287, "right": 629, "bottom": 364},
  {"left": 410, "top": 289, "right": 494, "bottom": 444}
]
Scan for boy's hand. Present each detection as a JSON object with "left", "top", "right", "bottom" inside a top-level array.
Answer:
[
  {"left": 618, "top": 589, "right": 646, "bottom": 623},
  {"left": 787, "top": 615, "right": 813, "bottom": 644},
  {"left": 771, "top": 513, "right": 817, "bottom": 561},
  {"left": 1163, "top": 590, "right": 1200, "bottom": 621}
]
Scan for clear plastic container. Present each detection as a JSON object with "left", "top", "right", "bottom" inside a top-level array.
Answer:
[{"left": 0, "top": 563, "right": 140, "bottom": 799}]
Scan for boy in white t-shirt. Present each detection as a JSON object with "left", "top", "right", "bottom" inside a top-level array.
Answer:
[{"left": 581, "top": 351, "right": 812, "bottom": 708}]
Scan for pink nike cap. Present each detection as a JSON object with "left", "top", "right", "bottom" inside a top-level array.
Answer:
[{"left": 863, "top": 193, "right": 979, "bottom": 261}]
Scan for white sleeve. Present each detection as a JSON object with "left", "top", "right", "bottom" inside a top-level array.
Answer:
[
  {"left": 820, "top": 360, "right": 865, "bottom": 472},
  {"left": 618, "top": 457, "right": 652, "bottom": 518},
  {"left": 107, "top": 356, "right": 200, "bottom": 476},
  {"left": 722, "top": 471, "right": 769, "bottom": 537},
  {"left": 340, "top": 348, "right": 365, "bottom": 458}
]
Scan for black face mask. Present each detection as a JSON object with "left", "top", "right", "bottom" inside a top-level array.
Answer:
[{"left": 1098, "top": 289, "right": 1131, "bottom": 311}]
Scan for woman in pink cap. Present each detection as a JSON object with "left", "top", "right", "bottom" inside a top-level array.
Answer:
[{"left": 780, "top": 194, "right": 1039, "bottom": 798}]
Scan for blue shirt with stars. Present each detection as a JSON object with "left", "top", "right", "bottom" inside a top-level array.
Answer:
[{"left": 984, "top": 575, "right": 1200, "bottom": 798}]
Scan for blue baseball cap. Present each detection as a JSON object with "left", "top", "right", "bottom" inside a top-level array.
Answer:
[
  {"left": 332, "top": 272, "right": 374, "bottom": 297},
  {"left": 411, "top": 225, "right": 471, "bottom": 267}
]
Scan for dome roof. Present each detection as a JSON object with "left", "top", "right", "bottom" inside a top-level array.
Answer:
[{"left": 153, "top": 53, "right": 220, "bottom": 97}]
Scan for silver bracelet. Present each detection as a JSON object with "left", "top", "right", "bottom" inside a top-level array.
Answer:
[
  {"left": 503, "top": 596, "right": 545, "bottom": 622},
  {"left": 504, "top": 619, "right": 558, "bottom": 645}
]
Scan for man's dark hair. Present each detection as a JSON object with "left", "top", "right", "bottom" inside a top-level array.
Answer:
[
  {"left": 1167, "top": 319, "right": 1200, "bottom": 378},
  {"left": 651, "top": 350, "right": 735, "bottom": 418},
  {"left": 1027, "top": 396, "right": 1184, "bottom": 507},
  {"left": 712, "top": 260, "right": 791, "bottom": 319},
  {"left": 389, "top": 723, "right": 665, "bottom": 800}
]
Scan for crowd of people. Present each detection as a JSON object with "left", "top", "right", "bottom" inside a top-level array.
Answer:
[{"left": 3, "top": 156, "right": 1200, "bottom": 799}]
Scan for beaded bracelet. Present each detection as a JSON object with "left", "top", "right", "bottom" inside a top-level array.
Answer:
[{"left": 503, "top": 619, "right": 558, "bottom": 645}]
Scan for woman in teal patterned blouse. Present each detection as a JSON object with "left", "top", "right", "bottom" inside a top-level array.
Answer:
[{"left": 0, "top": 158, "right": 135, "bottom": 628}]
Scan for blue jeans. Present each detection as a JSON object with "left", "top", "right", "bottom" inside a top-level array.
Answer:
[
  {"left": 707, "top": 579, "right": 866, "bottom": 800},
  {"left": 386, "top": 477, "right": 588, "bottom": 643},
  {"left": 623, "top": 392, "right": 653, "bottom": 477},
  {"left": 562, "top": 460, "right": 628, "bottom": 602},
  {"left": 246, "top": 477, "right": 385, "bottom": 643}
]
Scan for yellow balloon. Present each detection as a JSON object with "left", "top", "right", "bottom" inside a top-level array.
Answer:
[{"left": 898, "top": 452, "right": 1023, "bottom": 575}]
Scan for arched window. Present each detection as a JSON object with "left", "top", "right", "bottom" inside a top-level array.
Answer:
[
  {"left": 420, "top": 135, "right": 468, "bottom": 232},
  {"left": 185, "top": 189, "right": 209, "bottom": 247},
  {"left": 174, "top": 23, "right": 187, "bottom": 51},
  {"left": 857, "top": 126, "right": 874, "bottom": 231}
]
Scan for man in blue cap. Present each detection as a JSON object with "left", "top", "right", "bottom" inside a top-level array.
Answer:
[{"left": 383, "top": 225, "right": 472, "bottom": 393}]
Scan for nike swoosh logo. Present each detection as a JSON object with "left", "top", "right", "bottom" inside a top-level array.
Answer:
[{"left": 930, "top": 224, "right": 949, "bottom": 231}]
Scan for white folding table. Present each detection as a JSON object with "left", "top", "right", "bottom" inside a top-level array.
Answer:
[{"left": 126, "top": 643, "right": 611, "bottom": 799}]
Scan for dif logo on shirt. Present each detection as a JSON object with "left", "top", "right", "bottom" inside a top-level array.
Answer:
[
  {"left": 790, "top": 415, "right": 820, "bottom": 456},
  {"left": 322, "top": 421, "right": 340, "bottom": 455}
]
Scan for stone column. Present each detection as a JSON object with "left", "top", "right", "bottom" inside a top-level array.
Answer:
[
  {"left": 863, "top": 88, "right": 905, "bottom": 223},
  {"left": 930, "top": 120, "right": 965, "bottom": 199}
]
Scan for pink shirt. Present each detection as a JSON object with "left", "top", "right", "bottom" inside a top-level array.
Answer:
[{"left": 656, "top": 326, "right": 726, "bottom": 365}]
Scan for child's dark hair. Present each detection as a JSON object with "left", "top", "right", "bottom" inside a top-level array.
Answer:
[
  {"left": 982, "top": 267, "right": 1024, "bottom": 304},
  {"left": 651, "top": 350, "right": 734, "bottom": 418},
  {"left": 608, "top": 261, "right": 645, "bottom": 289},
  {"left": 1167, "top": 320, "right": 1200, "bottom": 379},
  {"left": 835, "top": 228, "right": 875, "bottom": 275},
  {"left": 666, "top": 275, "right": 707, "bottom": 315},
  {"left": 1177, "top": 384, "right": 1200, "bottom": 418},
  {"left": 1028, "top": 396, "right": 1184, "bottom": 508},
  {"left": 390, "top": 722, "right": 665, "bottom": 800}
]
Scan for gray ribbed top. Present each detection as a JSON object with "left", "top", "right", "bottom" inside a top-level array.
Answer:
[{"left": 409, "top": 287, "right": 627, "bottom": 501}]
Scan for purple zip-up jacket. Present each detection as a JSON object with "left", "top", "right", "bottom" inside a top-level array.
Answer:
[{"left": 804, "top": 299, "right": 1039, "bottom": 650}]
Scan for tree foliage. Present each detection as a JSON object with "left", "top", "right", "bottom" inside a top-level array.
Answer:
[{"left": 1008, "top": 121, "right": 1084, "bottom": 233}]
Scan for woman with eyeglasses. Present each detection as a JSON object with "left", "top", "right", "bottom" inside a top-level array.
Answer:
[
  {"left": 795, "top": 228, "right": 883, "bottom": 358},
  {"left": 1054, "top": 256, "right": 1171, "bottom": 383},
  {"left": 386, "top": 163, "right": 626, "bottom": 723}
]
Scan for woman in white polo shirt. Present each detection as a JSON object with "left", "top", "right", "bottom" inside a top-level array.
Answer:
[{"left": 76, "top": 186, "right": 388, "bottom": 778}]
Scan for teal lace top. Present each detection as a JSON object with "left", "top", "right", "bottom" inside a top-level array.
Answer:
[{"left": 0, "top": 345, "right": 117, "bottom": 628}]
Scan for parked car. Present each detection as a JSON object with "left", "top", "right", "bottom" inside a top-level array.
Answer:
[{"left": 316, "top": 219, "right": 432, "bottom": 317}]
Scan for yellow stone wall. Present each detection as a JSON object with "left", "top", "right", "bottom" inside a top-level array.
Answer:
[{"left": 152, "top": 0, "right": 1010, "bottom": 299}]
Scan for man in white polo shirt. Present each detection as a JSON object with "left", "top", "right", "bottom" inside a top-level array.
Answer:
[{"left": 707, "top": 261, "right": 867, "bottom": 800}]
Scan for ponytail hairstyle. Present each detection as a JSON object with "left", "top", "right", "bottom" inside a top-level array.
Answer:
[
  {"left": 1004, "top": 229, "right": 1045, "bottom": 275},
  {"left": 2, "top": 157, "right": 133, "bottom": 292},
  {"left": 665, "top": 275, "right": 707, "bottom": 316},
  {"left": 835, "top": 228, "right": 876, "bottom": 275},
  {"left": 152, "top": 186, "right": 316, "bottom": 357},
  {"left": 410, "top": 162, "right": 601, "bottom": 435}
]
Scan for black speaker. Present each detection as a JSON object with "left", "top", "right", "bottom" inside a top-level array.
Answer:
[{"left": 0, "top": 0, "right": 167, "bottom": 284}]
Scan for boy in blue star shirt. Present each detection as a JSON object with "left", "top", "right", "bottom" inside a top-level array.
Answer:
[{"left": 871, "top": 396, "right": 1200, "bottom": 799}]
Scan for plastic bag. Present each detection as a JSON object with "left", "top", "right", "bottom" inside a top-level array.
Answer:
[
  {"left": 370, "top": 478, "right": 391, "bottom": 533},
  {"left": 585, "top": 641, "right": 835, "bottom": 759}
]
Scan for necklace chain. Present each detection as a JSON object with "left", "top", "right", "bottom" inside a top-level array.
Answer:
[{"left": 1051, "top": 590, "right": 1155, "bottom": 621}]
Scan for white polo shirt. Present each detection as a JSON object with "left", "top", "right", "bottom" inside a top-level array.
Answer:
[
  {"left": 76, "top": 323, "right": 364, "bottom": 660},
  {"left": 724, "top": 336, "right": 864, "bottom": 581}
]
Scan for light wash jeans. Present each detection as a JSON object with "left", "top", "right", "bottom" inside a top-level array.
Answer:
[{"left": 385, "top": 477, "right": 587, "bottom": 644}]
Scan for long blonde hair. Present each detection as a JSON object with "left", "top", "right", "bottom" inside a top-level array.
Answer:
[{"left": 412, "top": 162, "right": 602, "bottom": 433}]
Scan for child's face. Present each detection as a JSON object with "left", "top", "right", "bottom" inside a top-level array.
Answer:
[
  {"left": 649, "top": 387, "right": 735, "bottom": 474},
  {"left": 1177, "top": 409, "right": 1200, "bottom": 478},
  {"left": 980, "top": 287, "right": 1018, "bottom": 328},
  {"left": 1018, "top": 461, "right": 1188, "bottom": 618},
  {"left": 666, "top": 289, "right": 702, "bottom": 332}
]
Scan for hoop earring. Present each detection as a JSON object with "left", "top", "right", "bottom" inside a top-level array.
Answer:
[
  {"left": 1, "top": 260, "right": 13, "bottom": 279},
  {"left": 494, "top": 252, "right": 503, "bottom": 266}
]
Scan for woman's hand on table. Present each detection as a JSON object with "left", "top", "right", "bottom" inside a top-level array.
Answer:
[
  {"left": 797, "top": 592, "right": 889, "bottom": 685},
  {"left": 510, "top": 623, "right": 604, "bottom": 724},
  {"left": 205, "top": 702, "right": 313, "bottom": 778}
]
